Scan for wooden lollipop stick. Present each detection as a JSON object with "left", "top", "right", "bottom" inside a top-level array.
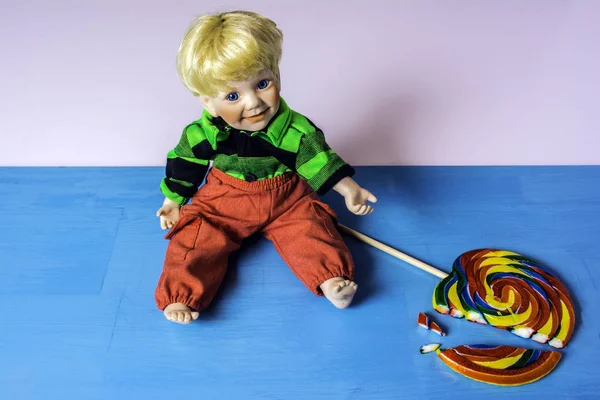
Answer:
[{"left": 337, "top": 223, "right": 449, "bottom": 279}]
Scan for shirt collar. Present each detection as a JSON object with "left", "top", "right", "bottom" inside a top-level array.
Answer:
[{"left": 200, "top": 97, "right": 292, "bottom": 149}]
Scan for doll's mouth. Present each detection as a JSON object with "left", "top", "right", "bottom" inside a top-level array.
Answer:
[{"left": 244, "top": 110, "right": 267, "bottom": 122}]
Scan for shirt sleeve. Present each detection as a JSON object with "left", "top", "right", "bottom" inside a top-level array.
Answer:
[
  {"left": 295, "top": 124, "right": 355, "bottom": 195},
  {"left": 159, "top": 123, "right": 211, "bottom": 205}
]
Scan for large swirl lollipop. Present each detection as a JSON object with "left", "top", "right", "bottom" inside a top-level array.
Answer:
[
  {"left": 432, "top": 249, "right": 575, "bottom": 348},
  {"left": 337, "top": 225, "right": 576, "bottom": 348}
]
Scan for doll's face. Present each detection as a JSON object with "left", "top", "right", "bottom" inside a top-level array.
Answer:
[{"left": 201, "top": 69, "right": 281, "bottom": 131}]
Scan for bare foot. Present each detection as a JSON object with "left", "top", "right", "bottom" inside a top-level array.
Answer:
[
  {"left": 320, "top": 277, "right": 358, "bottom": 309},
  {"left": 163, "top": 302, "right": 200, "bottom": 324}
]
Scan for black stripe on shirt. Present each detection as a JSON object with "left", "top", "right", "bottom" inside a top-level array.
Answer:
[
  {"left": 190, "top": 130, "right": 298, "bottom": 171},
  {"left": 163, "top": 178, "right": 198, "bottom": 199},
  {"left": 166, "top": 157, "right": 209, "bottom": 186}
]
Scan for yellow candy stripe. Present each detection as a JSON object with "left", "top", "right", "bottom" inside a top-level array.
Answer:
[
  {"left": 553, "top": 300, "right": 571, "bottom": 342},
  {"left": 447, "top": 281, "right": 468, "bottom": 317},
  {"left": 484, "top": 301, "right": 533, "bottom": 327},
  {"left": 471, "top": 351, "right": 526, "bottom": 369},
  {"left": 535, "top": 312, "right": 555, "bottom": 337}
]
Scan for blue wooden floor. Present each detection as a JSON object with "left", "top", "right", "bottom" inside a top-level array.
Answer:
[{"left": 0, "top": 166, "right": 598, "bottom": 399}]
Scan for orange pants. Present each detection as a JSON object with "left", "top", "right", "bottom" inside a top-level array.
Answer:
[{"left": 155, "top": 167, "right": 355, "bottom": 312}]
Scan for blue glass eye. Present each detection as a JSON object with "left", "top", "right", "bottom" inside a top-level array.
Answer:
[
  {"left": 257, "top": 79, "right": 269, "bottom": 89},
  {"left": 227, "top": 92, "right": 239, "bottom": 101}
]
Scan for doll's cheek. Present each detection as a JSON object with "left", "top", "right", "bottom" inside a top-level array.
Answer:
[
  {"left": 264, "top": 88, "right": 280, "bottom": 110},
  {"left": 216, "top": 106, "right": 244, "bottom": 125}
]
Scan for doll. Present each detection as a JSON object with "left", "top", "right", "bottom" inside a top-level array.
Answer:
[{"left": 155, "top": 10, "right": 377, "bottom": 324}]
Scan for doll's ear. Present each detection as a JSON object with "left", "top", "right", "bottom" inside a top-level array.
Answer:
[{"left": 199, "top": 96, "right": 218, "bottom": 117}]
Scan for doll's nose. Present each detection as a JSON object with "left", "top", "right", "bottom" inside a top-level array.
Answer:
[{"left": 245, "top": 92, "right": 263, "bottom": 110}]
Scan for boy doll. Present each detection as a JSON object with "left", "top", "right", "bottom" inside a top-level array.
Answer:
[{"left": 155, "top": 10, "right": 377, "bottom": 324}]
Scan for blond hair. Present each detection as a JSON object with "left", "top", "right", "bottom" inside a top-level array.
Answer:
[{"left": 176, "top": 10, "right": 283, "bottom": 97}]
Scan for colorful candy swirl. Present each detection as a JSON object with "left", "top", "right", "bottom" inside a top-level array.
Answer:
[
  {"left": 432, "top": 249, "right": 575, "bottom": 348},
  {"left": 436, "top": 344, "right": 562, "bottom": 386}
]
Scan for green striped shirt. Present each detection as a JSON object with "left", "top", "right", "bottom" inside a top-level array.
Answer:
[{"left": 160, "top": 98, "right": 355, "bottom": 205}]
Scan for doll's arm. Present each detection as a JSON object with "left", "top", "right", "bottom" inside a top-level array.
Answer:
[
  {"left": 289, "top": 120, "right": 377, "bottom": 215},
  {"left": 290, "top": 123, "right": 355, "bottom": 195},
  {"left": 160, "top": 123, "right": 211, "bottom": 206},
  {"left": 158, "top": 123, "right": 211, "bottom": 228}
]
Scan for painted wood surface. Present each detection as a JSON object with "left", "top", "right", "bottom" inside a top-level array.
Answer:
[{"left": 0, "top": 166, "right": 598, "bottom": 399}]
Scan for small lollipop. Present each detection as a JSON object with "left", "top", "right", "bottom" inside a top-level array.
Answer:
[
  {"left": 338, "top": 225, "right": 576, "bottom": 348},
  {"left": 420, "top": 344, "right": 562, "bottom": 386}
]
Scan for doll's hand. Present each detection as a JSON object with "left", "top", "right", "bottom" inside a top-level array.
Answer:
[
  {"left": 333, "top": 177, "right": 377, "bottom": 216},
  {"left": 343, "top": 187, "right": 377, "bottom": 215},
  {"left": 156, "top": 198, "right": 181, "bottom": 230}
]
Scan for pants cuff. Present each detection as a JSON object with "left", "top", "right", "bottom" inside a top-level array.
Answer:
[
  {"left": 310, "top": 268, "right": 355, "bottom": 296},
  {"left": 155, "top": 295, "right": 204, "bottom": 312}
]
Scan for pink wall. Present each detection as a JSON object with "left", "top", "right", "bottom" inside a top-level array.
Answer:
[{"left": 1, "top": 0, "right": 598, "bottom": 166}]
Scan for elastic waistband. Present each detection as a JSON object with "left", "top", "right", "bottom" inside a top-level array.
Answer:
[{"left": 208, "top": 167, "right": 296, "bottom": 192}]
